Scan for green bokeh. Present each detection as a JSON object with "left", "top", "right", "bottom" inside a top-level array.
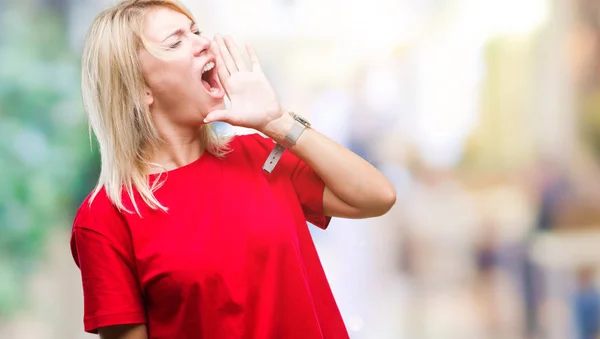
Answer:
[{"left": 0, "top": 3, "right": 99, "bottom": 317}]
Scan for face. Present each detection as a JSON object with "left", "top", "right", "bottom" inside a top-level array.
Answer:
[{"left": 138, "top": 7, "right": 225, "bottom": 126}]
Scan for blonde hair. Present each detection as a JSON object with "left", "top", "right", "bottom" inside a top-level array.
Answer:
[{"left": 81, "top": 0, "right": 230, "bottom": 215}]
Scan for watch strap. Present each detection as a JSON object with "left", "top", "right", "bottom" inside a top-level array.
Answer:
[
  {"left": 262, "top": 143, "right": 285, "bottom": 173},
  {"left": 284, "top": 119, "right": 307, "bottom": 147},
  {"left": 262, "top": 112, "right": 310, "bottom": 174}
]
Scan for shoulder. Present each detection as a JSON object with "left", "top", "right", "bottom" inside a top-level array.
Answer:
[
  {"left": 70, "top": 187, "right": 134, "bottom": 267},
  {"left": 72, "top": 187, "right": 126, "bottom": 235},
  {"left": 226, "top": 132, "right": 303, "bottom": 175},
  {"left": 223, "top": 132, "right": 274, "bottom": 167},
  {"left": 69, "top": 189, "right": 129, "bottom": 267},
  {"left": 226, "top": 132, "right": 301, "bottom": 174},
  {"left": 229, "top": 132, "right": 274, "bottom": 154}
]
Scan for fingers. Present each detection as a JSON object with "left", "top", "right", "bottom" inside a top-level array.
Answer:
[
  {"left": 212, "top": 35, "right": 263, "bottom": 84},
  {"left": 223, "top": 36, "right": 248, "bottom": 72},
  {"left": 245, "top": 44, "right": 262, "bottom": 72},
  {"left": 214, "top": 34, "right": 238, "bottom": 74},
  {"left": 213, "top": 42, "right": 231, "bottom": 90}
]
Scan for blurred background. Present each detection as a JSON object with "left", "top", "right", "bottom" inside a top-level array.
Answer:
[{"left": 3, "top": 0, "right": 600, "bottom": 338}]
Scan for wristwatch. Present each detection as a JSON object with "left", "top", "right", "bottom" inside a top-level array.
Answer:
[{"left": 262, "top": 111, "right": 311, "bottom": 173}]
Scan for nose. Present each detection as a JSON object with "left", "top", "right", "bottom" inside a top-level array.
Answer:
[{"left": 192, "top": 34, "right": 211, "bottom": 57}]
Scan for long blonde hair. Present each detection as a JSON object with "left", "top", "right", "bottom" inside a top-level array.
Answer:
[{"left": 81, "top": 0, "right": 230, "bottom": 215}]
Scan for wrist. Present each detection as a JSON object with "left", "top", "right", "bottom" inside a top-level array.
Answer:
[
  {"left": 260, "top": 110, "right": 311, "bottom": 173},
  {"left": 261, "top": 111, "right": 295, "bottom": 144}
]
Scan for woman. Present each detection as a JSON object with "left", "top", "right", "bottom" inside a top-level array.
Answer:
[{"left": 70, "top": 0, "right": 396, "bottom": 338}]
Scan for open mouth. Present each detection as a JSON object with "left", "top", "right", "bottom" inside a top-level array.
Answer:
[{"left": 200, "top": 60, "right": 223, "bottom": 98}]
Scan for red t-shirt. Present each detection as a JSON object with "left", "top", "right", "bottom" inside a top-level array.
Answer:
[{"left": 70, "top": 133, "right": 349, "bottom": 339}]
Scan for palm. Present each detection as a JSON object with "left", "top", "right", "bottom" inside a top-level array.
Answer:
[
  {"left": 224, "top": 72, "right": 280, "bottom": 127},
  {"left": 204, "top": 35, "right": 282, "bottom": 130}
]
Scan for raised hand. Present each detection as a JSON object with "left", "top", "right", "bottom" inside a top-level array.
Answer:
[{"left": 203, "top": 35, "right": 283, "bottom": 131}]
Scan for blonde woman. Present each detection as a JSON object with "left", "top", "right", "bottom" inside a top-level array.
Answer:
[{"left": 70, "top": 0, "right": 396, "bottom": 338}]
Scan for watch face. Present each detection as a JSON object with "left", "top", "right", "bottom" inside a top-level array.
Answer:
[{"left": 291, "top": 112, "right": 311, "bottom": 127}]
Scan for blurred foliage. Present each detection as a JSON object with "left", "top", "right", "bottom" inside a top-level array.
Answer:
[{"left": 0, "top": 3, "right": 99, "bottom": 317}]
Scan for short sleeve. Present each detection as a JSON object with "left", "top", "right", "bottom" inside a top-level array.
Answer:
[
  {"left": 290, "top": 157, "right": 331, "bottom": 229},
  {"left": 237, "top": 133, "right": 332, "bottom": 229},
  {"left": 71, "top": 226, "right": 146, "bottom": 333}
]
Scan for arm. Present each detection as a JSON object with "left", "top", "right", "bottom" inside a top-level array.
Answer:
[
  {"left": 71, "top": 218, "right": 147, "bottom": 335},
  {"left": 205, "top": 34, "right": 396, "bottom": 218},
  {"left": 263, "top": 114, "right": 397, "bottom": 218},
  {"left": 99, "top": 325, "right": 148, "bottom": 339}
]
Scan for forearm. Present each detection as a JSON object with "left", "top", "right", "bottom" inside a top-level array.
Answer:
[
  {"left": 99, "top": 324, "right": 148, "bottom": 339},
  {"left": 262, "top": 113, "right": 396, "bottom": 216}
]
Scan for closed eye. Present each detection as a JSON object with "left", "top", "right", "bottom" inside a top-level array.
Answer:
[{"left": 167, "top": 26, "right": 201, "bottom": 49}]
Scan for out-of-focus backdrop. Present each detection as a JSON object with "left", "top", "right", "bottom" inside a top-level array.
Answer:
[{"left": 3, "top": 0, "right": 600, "bottom": 338}]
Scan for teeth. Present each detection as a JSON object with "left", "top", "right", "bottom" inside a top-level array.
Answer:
[
  {"left": 202, "top": 61, "right": 215, "bottom": 74},
  {"left": 210, "top": 87, "right": 218, "bottom": 93}
]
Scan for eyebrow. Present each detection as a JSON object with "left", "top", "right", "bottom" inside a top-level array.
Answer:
[{"left": 161, "top": 21, "right": 196, "bottom": 42}]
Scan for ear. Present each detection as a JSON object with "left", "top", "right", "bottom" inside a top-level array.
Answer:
[{"left": 144, "top": 87, "right": 154, "bottom": 106}]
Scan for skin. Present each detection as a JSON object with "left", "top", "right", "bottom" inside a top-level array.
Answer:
[
  {"left": 138, "top": 7, "right": 226, "bottom": 172},
  {"left": 99, "top": 6, "right": 396, "bottom": 338}
]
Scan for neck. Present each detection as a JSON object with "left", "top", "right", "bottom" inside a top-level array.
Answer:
[{"left": 147, "top": 107, "right": 207, "bottom": 174}]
